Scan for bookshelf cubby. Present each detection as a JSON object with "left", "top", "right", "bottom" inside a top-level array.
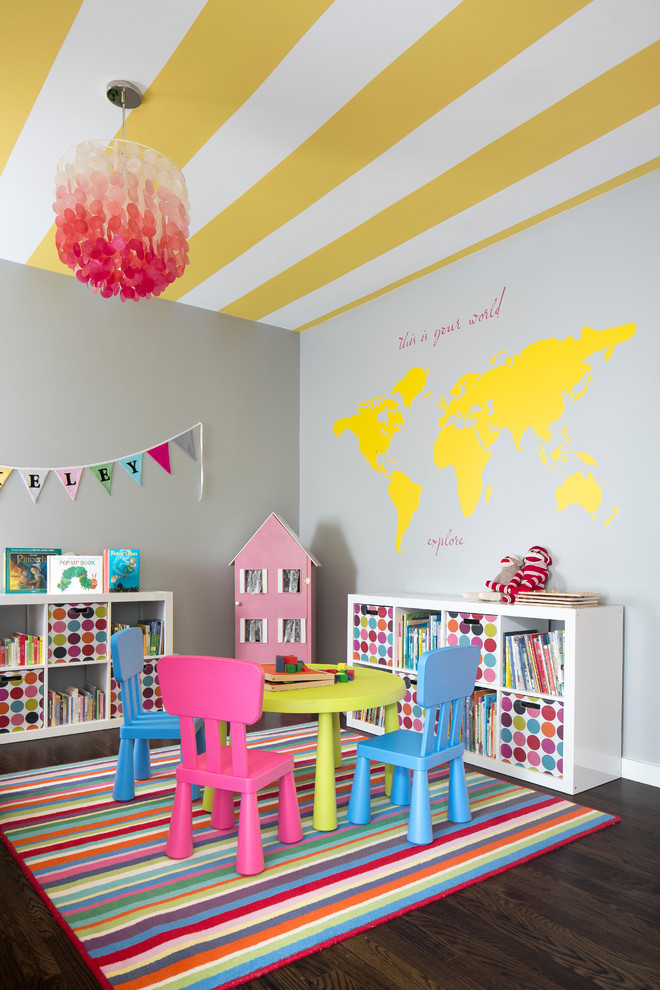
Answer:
[
  {"left": 346, "top": 593, "right": 623, "bottom": 795},
  {"left": 0, "top": 591, "right": 172, "bottom": 740}
]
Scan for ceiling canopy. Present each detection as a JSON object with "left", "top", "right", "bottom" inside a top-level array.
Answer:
[{"left": 1, "top": 0, "right": 658, "bottom": 330}]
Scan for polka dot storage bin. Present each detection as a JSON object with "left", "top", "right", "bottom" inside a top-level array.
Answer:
[
  {"left": 500, "top": 692, "right": 564, "bottom": 777},
  {"left": 111, "top": 665, "right": 164, "bottom": 716},
  {"left": 445, "top": 611, "right": 499, "bottom": 687},
  {"left": 110, "top": 677, "right": 121, "bottom": 719},
  {"left": 141, "top": 659, "right": 164, "bottom": 711},
  {"left": 0, "top": 669, "right": 44, "bottom": 732},
  {"left": 398, "top": 674, "right": 424, "bottom": 731},
  {"left": 48, "top": 603, "right": 108, "bottom": 663},
  {"left": 353, "top": 603, "right": 394, "bottom": 667}
]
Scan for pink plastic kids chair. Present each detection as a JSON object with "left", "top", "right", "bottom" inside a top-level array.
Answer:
[{"left": 157, "top": 654, "right": 303, "bottom": 875}]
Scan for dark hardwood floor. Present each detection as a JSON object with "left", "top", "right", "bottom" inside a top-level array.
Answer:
[{"left": 1, "top": 721, "right": 658, "bottom": 990}]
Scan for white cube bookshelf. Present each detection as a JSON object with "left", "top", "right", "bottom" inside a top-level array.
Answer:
[{"left": 346, "top": 592, "right": 623, "bottom": 795}]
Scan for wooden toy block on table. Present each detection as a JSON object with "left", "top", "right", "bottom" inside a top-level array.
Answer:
[{"left": 321, "top": 663, "right": 355, "bottom": 683}]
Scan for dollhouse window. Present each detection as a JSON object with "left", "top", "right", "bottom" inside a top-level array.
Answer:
[
  {"left": 240, "top": 618, "right": 268, "bottom": 643},
  {"left": 278, "top": 618, "right": 306, "bottom": 644},
  {"left": 240, "top": 569, "right": 267, "bottom": 594},
  {"left": 279, "top": 568, "right": 301, "bottom": 593}
]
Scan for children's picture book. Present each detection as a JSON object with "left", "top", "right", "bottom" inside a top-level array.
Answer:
[
  {"left": 4, "top": 548, "right": 61, "bottom": 594},
  {"left": 103, "top": 548, "right": 140, "bottom": 592},
  {"left": 47, "top": 555, "right": 103, "bottom": 595}
]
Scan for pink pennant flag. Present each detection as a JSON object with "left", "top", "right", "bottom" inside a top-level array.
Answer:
[
  {"left": 147, "top": 443, "right": 171, "bottom": 474},
  {"left": 55, "top": 467, "right": 83, "bottom": 501}
]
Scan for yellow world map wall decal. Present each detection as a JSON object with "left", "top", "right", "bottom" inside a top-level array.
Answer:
[{"left": 334, "top": 324, "right": 635, "bottom": 552}]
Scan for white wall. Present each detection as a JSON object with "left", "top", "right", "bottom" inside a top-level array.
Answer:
[
  {"left": 299, "top": 170, "right": 660, "bottom": 773},
  {"left": 0, "top": 259, "right": 300, "bottom": 657}
]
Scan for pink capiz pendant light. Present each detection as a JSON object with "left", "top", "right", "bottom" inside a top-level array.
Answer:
[{"left": 53, "top": 82, "right": 190, "bottom": 301}]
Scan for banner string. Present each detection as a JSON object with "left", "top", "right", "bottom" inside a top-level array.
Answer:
[{"left": 1, "top": 423, "right": 204, "bottom": 500}]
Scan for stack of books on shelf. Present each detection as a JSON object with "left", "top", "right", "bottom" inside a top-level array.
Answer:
[
  {"left": 463, "top": 689, "right": 497, "bottom": 757},
  {"left": 48, "top": 685, "right": 105, "bottom": 726},
  {"left": 397, "top": 612, "right": 442, "bottom": 670},
  {"left": 2, "top": 547, "right": 140, "bottom": 595},
  {"left": 504, "top": 629, "right": 564, "bottom": 696},
  {"left": 111, "top": 619, "right": 164, "bottom": 656},
  {"left": 0, "top": 633, "right": 44, "bottom": 667},
  {"left": 352, "top": 706, "right": 385, "bottom": 728}
]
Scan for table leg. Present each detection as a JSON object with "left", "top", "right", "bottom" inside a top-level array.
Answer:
[
  {"left": 313, "top": 711, "right": 337, "bottom": 831},
  {"left": 332, "top": 711, "right": 342, "bottom": 768},
  {"left": 383, "top": 702, "right": 399, "bottom": 796}
]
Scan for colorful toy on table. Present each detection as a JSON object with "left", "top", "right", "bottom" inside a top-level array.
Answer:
[
  {"left": 275, "top": 654, "right": 305, "bottom": 674},
  {"left": 268, "top": 656, "right": 355, "bottom": 688},
  {"left": 265, "top": 659, "right": 335, "bottom": 691},
  {"left": 317, "top": 662, "right": 355, "bottom": 684}
]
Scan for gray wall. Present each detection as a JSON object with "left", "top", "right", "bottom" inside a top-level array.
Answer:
[
  {"left": 299, "top": 169, "right": 660, "bottom": 773},
  {"left": 0, "top": 259, "right": 300, "bottom": 657}
]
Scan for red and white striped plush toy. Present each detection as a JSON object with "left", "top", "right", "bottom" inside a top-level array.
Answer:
[{"left": 489, "top": 545, "right": 552, "bottom": 603}]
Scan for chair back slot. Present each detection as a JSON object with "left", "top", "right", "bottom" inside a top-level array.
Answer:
[
  {"left": 179, "top": 715, "right": 199, "bottom": 769},
  {"left": 229, "top": 722, "right": 248, "bottom": 777}
]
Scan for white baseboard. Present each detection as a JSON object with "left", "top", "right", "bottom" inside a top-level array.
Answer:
[{"left": 621, "top": 758, "right": 660, "bottom": 788}]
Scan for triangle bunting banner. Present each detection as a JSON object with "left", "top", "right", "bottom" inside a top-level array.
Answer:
[{"left": 2, "top": 423, "right": 202, "bottom": 503}]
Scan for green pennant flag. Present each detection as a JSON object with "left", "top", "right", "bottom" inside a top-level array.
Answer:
[{"left": 89, "top": 462, "right": 114, "bottom": 495}]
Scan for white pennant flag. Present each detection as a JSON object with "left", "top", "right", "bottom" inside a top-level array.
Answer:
[{"left": 19, "top": 470, "right": 49, "bottom": 503}]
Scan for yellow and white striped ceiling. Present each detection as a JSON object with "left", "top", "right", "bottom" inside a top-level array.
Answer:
[{"left": 2, "top": 0, "right": 659, "bottom": 331}]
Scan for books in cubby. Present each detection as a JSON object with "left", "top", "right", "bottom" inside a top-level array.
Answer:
[
  {"left": 504, "top": 629, "right": 565, "bottom": 696},
  {"left": 464, "top": 689, "right": 497, "bottom": 757},
  {"left": 103, "top": 548, "right": 139, "bottom": 592},
  {"left": 48, "top": 684, "right": 105, "bottom": 726},
  {"left": 397, "top": 612, "right": 442, "bottom": 670},
  {"left": 111, "top": 619, "right": 164, "bottom": 657},
  {"left": 47, "top": 555, "right": 103, "bottom": 594},
  {"left": 352, "top": 706, "right": 385, "bottom": 728},
  {"left": 3, "top": 548, "right": 61, "bottom": 594},
  {"left": 0, "top": 633, "right": 44, "bottom": 667}
]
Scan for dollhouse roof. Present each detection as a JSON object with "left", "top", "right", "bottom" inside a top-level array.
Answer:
[{"left": 229, "top": 513, "right": 321, "bottom": 567}]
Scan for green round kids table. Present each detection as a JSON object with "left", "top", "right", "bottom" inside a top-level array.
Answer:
[{"left": 262, "top": 665, "right": 405, "bottom": 831}]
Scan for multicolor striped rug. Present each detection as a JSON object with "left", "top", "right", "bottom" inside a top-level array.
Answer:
[{"left": 0, "top": 723, "right": 617, "bottom": 990}]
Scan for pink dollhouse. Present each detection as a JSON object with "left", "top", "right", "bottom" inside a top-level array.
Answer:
[{"left": 230, "top": 513, "right": 320, "bottom": 664}]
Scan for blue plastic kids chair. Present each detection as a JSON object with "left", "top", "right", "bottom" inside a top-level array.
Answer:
[
  {"left": 111, "top": 626, "right": 204, "bottom": 801},
  {"left": 347, "top": 645, "right": 481, "bottom": 844}
]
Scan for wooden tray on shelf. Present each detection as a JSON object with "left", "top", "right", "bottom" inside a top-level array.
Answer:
[{"left": 514, "top": 590, "right": 601, "bottom": 607}]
